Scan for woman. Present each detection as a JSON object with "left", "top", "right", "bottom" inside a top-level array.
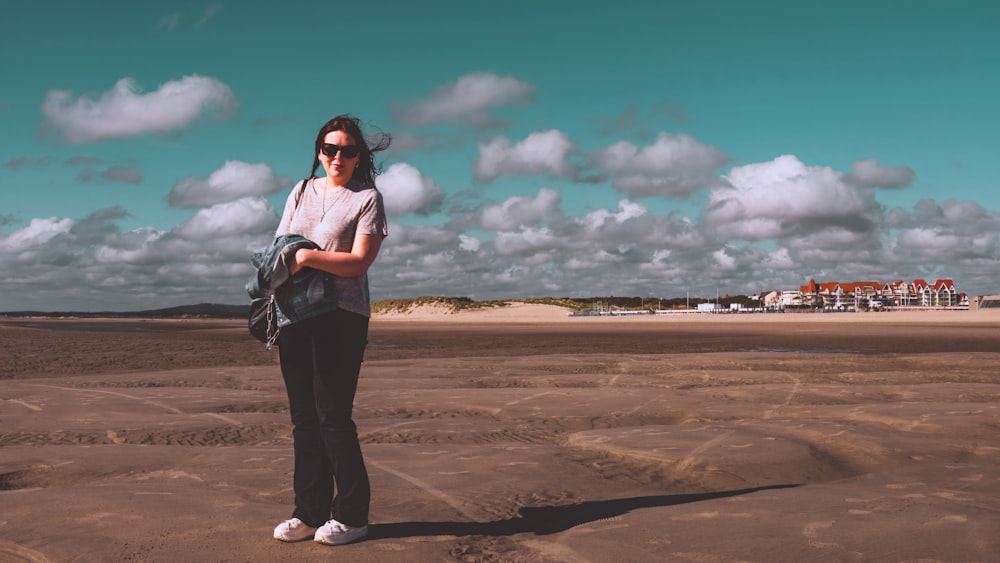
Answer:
[{"left": 272, "top": 115, "right": 389, "bottom": 546}]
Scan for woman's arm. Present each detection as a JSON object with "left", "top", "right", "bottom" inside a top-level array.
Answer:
[
  {"left": 274, "top": 181, "right": 304, "bottom": 237},
  {"left": 289, "top": 234, "right": 384, "bottom": 277}
]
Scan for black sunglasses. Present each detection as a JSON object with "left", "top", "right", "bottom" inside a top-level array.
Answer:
[{"left": 322, "top": 143, "right": 360, "bottom": 159}]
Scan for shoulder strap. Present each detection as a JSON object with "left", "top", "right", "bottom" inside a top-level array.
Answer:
[
  {"left": 293, "top": 178, "right": 310, "bottom": 207},
  {"left": 286, "top": 178, "right": 311, "bottom": 227}
]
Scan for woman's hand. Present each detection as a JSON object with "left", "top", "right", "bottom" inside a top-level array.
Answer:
[{"left": 290, "top": 248, "right": 312, "bottom": 275}]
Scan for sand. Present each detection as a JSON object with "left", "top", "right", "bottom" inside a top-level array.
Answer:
[{"left": 2, "top": 306, "right": 999, "bottom": 562}]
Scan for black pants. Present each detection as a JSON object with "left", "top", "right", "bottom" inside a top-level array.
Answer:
[{"left": 278, "top": 309, "right": 370, "bottom": 528}]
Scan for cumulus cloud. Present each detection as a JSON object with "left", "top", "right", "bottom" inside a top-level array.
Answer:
[
  {"left": 41, "top": 75, "right": 238, "bottom": 143},
  {"left": 493, "top": 226, "right": 562, "bottom": 258},
  {"left": 0, "top": 196, "right": 283, "bottom": 311},
  {"left": 0, "top": 216, "right": 73, "bottom": 255},
  {"left": 588, "top": 133, "right": 729, "bottom": 198},
  {"left": 891, "top": 228, "right": 994, "bottom": 260},
  {"left": 4, "top": 126, "right": 1000, "bottom": 311},
  {"left": 884, "top": 199, "right": 1000, "bottom": 263},
  {"left": 704, "top": 154, "right": 882, "bottom": 240},
  {"left": 845, "top": 158, "right": 915, "bottom": 188},
  {"left": 474, "top": 130, "right": 576, "bottom": 182},
  {"left": 480, "top": 188, "right": 561, "bottom": 231},
  {"left": 168, "top": 161, "right": 289, "bottom": 208},
  {"left": 579, "top": 199, "right": 647, "bottom": 232},
  {"left": 174, "top": 197, "right": 278, "bottom": 239},
  {"left": 374, "top": 224, "right": 477, "bottom": 287},
  {"left": 375, "top": 195, "right": 720, "bottom": 299},
  {"left": 458, "top": 234, "right": 480, "bottom": 252},
  {"left": 899, "top": 199, "right": 1000, "bottom": 234},
  {"left": 377, "top": 162, "right": 445, "bottom": 216},
  {"left": 393, "top": 72, "right": 535, "bottom": 128},
  {"left": 5, "top": 186, "right": 999, "bottom": 312}
]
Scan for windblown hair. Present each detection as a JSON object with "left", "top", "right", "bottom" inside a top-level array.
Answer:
[{"left": 308, "top": 114, "right": 391, "bottom": 188}]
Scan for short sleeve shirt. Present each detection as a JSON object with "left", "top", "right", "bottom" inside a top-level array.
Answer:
[{"left": 275, "top": 178, "right": 388, "bottom": 317}]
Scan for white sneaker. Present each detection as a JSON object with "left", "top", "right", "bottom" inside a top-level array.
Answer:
[
  {"left": 313, "top": 519, "right": 369, "bottom": 545},
  {"left": 273, "top": 518, "right": 318, "bottom": 542}
]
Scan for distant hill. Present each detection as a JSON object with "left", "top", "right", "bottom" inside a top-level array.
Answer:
[{"left": 0, "top": 303, "right": 250, "bottom": 319}]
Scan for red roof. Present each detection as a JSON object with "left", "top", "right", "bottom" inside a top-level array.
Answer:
[
  {"left": 800, "top": 278, "right": 957, "bottom": 295},
  {"left": 933, "top": 279, "right": 955, "bottom": 290}
]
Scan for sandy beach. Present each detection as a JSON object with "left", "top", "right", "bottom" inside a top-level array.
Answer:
[{"left": 2, "top": 306, "right": 999, "bottom": 562}]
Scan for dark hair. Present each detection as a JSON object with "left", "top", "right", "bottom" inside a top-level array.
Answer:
[{"left": 308, "top": 114, "right": 391, "bottom": 188}]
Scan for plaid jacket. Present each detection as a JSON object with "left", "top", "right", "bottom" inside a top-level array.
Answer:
[{"left": 247, "top": 234, "right": 339, "bottom": 326}]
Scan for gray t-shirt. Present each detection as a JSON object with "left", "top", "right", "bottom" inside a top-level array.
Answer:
[{"left": 275, "top": 178, "right": 388, "bottom": 317}]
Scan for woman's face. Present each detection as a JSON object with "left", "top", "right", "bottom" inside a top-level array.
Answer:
[{"left": 319, "top": 130, "right": 359, "bottom": 185}]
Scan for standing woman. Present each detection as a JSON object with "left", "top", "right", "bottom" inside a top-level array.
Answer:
[{"left": 272, "top": 115, "right": 389, "bottom": 546}]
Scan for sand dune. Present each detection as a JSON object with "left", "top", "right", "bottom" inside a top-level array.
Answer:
[{"left": 2, "top": 308, "right": 999, "bottom": 561}]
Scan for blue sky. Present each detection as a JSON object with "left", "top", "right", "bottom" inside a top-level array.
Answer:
[{"left": 2, "top": 1, "right": 998, "bottom": 311}]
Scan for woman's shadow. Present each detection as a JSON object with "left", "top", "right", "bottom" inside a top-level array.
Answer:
[{"left": 370, "top": 484, "right": 798, "bottom": 539}]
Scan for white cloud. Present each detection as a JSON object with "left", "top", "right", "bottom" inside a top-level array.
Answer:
[
  {"left": 705, "top": 155, "right": 881, "bottom": 240},
  {"left": 41, "top": 75, "right": 238, "bottom": 143},
  {"left": 394, "top": 72, "right": 535, "bottom": 128},
  {"left": 0, "top": 207, "right": 274, "bottom": 311},
  {"left": 493, "top": 226, "right": 562, "bottom": 257},
  {"left": 376, "top": 224, "right": 460, "bottom": 269},
  {"left": 168, "top": 161, "right": 289, "bottom": 208},
  {"left": 375, "top": 225, "right": 472, "bottom": 285},
  {"left": 94, "top": 227, "right": 164, "bottom": 264},
  {"left": 580, "top": 199, "right": 647, "bottom": 232},
  {"left": 892, "top": 228, "right": 970, "bottom": 257},
  {"left": 3, "top": 150, "right": 1000, "bottom": 311},
  {"left": 588, "top": 133, "right": 729, "bottom": 198},
  {"left": 763, "top": 247, "right": 795, "bottom": 269},
  {"left": 174, "top": 197, "right": 278, "bottom": 239},
  {"left": 458, "top": 234, "right": 481, "bottom": 252},
  {"left": 377, "top": 162, "right": 445, "bottom": 216},
  {"left": 0, "top": 217, "right": 73, "bottom": 256},
  {"left": 885, "top": 199, "right": 1000, "bottom": 262},
  {"left": 846, "top": 158, "right": 914, "bottom": 188},
  {"left": 480, "top": 188, "right": 561, "bottom": 231},
  {"left": 901, "top": 199, "right": 1000, "bottom": 235},
  {"left": 474, "top": 130, "right": 576, "bottom": 182}
]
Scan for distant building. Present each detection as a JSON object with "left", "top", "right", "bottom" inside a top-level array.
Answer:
[
  {"left": 797, "top": 278, "right": 962, "bottom": 309},
  {"left": 970, "top": 295, "right": 1000, "bottom": 311},
  {"left": 761, "top": 291, "right": 781, "bottom": 309},
  {"left": 779, "top": 290, "right": 805, "bottom": 308}
]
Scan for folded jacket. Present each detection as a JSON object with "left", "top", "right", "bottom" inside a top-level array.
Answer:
[{"left": 247, "top": 233, "right": 339, "bottom": 326}]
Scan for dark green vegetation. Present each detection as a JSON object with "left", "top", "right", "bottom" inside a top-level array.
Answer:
[{"left": 0, "top": 303, "right": 249, "bottom": 319}]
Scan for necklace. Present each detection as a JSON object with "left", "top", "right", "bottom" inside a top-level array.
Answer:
[{"left": 320, "top": 177, "right": 337, "bottom": 220}]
